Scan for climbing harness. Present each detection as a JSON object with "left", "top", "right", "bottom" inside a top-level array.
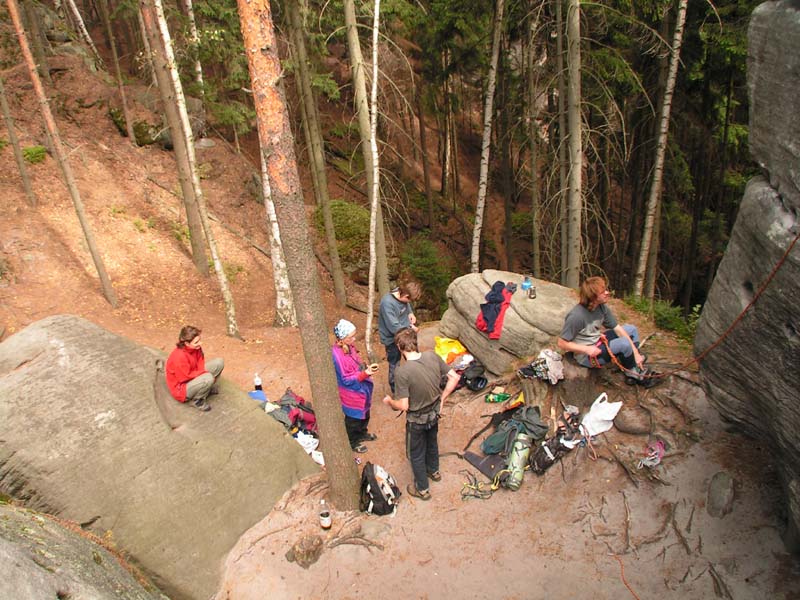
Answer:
[
  {"left": 459, "top": 469, "right": 493, "bottom": 500},
  {"left": 637, "top": 439, "right": 666, "bottom": 469}
]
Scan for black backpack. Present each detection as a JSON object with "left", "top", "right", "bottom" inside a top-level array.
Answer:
[
  {"left": 459, "top": 361, "right": 488, "bottom": 392},
  {"left": 529, "top": 436, "right": 572, "bottom": 475},
  {"left": 359, "top": 462, "right": 402, "bottom": 516}
]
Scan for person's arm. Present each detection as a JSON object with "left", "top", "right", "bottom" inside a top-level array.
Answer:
[
  {"left": 382, "top": 394, "right": 409, "bottom": 411},
  {"left": 557, "top": 336, "right": 601, "bottom": 358},
  {"left": 440, "top": 369, "right": 460, "bottom": 404},
  {"left": 612, "top": 324, "right": 645, "bottom": 367}
]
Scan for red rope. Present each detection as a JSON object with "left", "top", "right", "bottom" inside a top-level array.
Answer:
[
  {"left": 611, "top": 553, "right": 641, "bottom": 600},
  {"left": 600, "top": 229, "right": 800, "bottom": 381}
]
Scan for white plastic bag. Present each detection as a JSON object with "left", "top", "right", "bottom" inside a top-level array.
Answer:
[{"left": 580, "top": 392, "right": 622, "bottom": 437}]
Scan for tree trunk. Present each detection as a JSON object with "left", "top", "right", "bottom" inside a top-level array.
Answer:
[
  {"left": 364, "top": 0, "right": 382, "bottom": 361},
  {"left": 343, "top": 0, "right": 389, "bottom": 298},
  {"left": 8, "top": 0, "right": 117, "bottom": 306},
  {"left": 527, "top": 1, "right": 543, "bottom": 278},
  {"left": 21, "top": 0, "right": 50, "bottom": 83},
  {"left": 137, "top": 10, "right": 156, "bottom": 85},
  {"left": 415, "top": 85, "right": 434, "bottom": 229},
  {"left": 98, "top": 0, "right": 136, "bottom": 144},
  {"left": 471, "top": 0, "right": 505, "bottom": 273},
  {"left": 259, "top": 150, "right": 297, "bottom": 327},
  {"left": 181, "top": 0, "right": 204, "bottom": 95},
  {"left": 632, "top": 0, "right": 687, "bottom": 297},
  {"left": 0, "top": 75, "right": 37, "bottom": 206},
  {"left": 149, "top": 0, "right": 240, "bottom": 338},
  {"left": 139, "top": 0, "right": 208, "bottom": 275},
  {"left": 64, "top": 0, "right": 103, "bottom": 67},
  {"left": 555, "top": 0, "right": 568, "bottom": 283},
  {"left": 236, "top": 0, "right": 360, "bottom": 510},
  {"left": 286, "top": 0, "right": 347, "bottom": 306},
  {"left": 564, "top": 0, "right": 582, "bottom": 288}
]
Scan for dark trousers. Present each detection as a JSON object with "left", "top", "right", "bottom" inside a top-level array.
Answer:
[
  {"left": 385, "top": 343, "right": 401, "bottom": 393},
  {"left": 406, "top": 420, "right": 439, "bottom": 492},
  {"left": 345, "top": 412, "right": 370, "bottom": 448},
  {"left": 595, "top": 325, "right": 640, "bottom": 369}
]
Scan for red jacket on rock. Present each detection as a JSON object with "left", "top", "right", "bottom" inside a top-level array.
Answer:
[{"left": 166, "top": 345, "right": 207, "bottom": 401}]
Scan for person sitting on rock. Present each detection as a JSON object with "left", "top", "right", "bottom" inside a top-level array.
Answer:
[
  {"left": 165, "top": 325, "right": 224, "bottom": 412},
  {"left": 557, "top": 276, "right": 649, "bottom": 385},
  {"left": 331, "top": 319, "right": 378, "bottom": 454}
]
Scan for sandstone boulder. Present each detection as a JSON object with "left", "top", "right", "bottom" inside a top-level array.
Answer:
[
  {"left": 695, "top": 0, "right": 800, "bottom": 552},
  {"left": 439, "top": 269, "right": 576, "bottom": 375},
  {"left": 0, "top": 315, "right": 318, "bottom": 599},
  {"left": 0, "top": 504, "right": 167, "bottom": 600}
]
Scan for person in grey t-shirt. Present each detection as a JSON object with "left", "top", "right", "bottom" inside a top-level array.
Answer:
[
  {"left": 378, "top": 279, "right": 421, "bottom": 392},
  {"left": 557, "top": 276, "right": 645, "bottom": 373}
]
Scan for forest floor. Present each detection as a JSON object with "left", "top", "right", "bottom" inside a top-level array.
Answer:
[{"left": 0, "top": 54, "right": 799, "bottom": 599}]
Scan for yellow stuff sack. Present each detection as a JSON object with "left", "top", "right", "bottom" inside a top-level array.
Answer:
[{"left": 434, "top": 336, "right": 467, "bottom": 363}]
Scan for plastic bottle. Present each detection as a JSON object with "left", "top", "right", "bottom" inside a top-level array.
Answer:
[
  {"left": 319, "top": 499, "right": 331, "bottom": 529},
  {"left": 254, "top": 373, "right": 262, "bottom": 391},
  {"left": 521, "top": 276, "right": 532, "bottom": 292}
]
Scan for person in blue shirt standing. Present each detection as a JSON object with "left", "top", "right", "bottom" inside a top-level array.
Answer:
[{"left": 378, "top": 279, "right": 421, "bottom": 393}]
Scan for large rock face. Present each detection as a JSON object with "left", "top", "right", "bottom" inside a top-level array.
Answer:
[
  {"left": 695, "top": 0, "right": 800, "bottom": 551},
  {"left": 0, "top": 315, "right": 318, "bottom": 599},
  {"left": 0, "top": 504, "right": 167, "bottom": 599},
  {"left": 440, "top": 270, "right": 575, "bottom": 374}
]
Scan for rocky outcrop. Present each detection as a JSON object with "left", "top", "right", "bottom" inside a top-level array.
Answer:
[
  {"left": 0, "top": 315, "right": 319, "bottom": 599},
  {"left": 0, "top": 504, "right": 167, "bottom": 600},
  {"left": 439, "top": 270, "right": 575, "bottom": 374},
  {"left": 695, "top": 0, "right": 800, "bottom": 551}
]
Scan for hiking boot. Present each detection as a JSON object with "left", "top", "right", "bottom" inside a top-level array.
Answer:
[
  {"left": 192, "top": 398, "right": 211, "bottom": 412},
  {"left": 406, "top": 484, "right": 431, "bottom": 501},
  {"left": 428, "top": 471, "right": 442, "bottom": 482},
  {"left": 360, "top": 433, "right": 378, "bottom": 442},
  {"left": 209, "top": 385, "right": 220, "bottom": 396}
]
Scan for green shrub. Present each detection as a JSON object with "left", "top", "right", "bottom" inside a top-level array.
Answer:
[
  {"left": 313, "top": 200, "right": 371, "bottom": 271},
  {"left": 133, "top": 218, "right": 146, "bottom": 232},
  {"left": 623, "top": 294, "right": 702, "bottom": 343},
  {"left": 171, "top": 222, "right": 190, "bottom": 244},
  {"left": 401, "top": 235, "right": 457, "bottom": 316},
  {"left": 0, "top": 139, "right": 8, "bottom": 151},
  {"left": 22, "top": 145, "right": 47, "bottom": 164}
]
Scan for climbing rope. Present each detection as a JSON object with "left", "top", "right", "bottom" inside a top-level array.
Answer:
[
  {"left": 459, "top": 469, "right": 493, "bottom": 500},
  {"left": 598, "top": 227, "right": 800, "bottom": 382}
]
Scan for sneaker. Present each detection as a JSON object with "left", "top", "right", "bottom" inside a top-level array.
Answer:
[
  {"left": 428, "top": 471, "right": 442, "bottom": 482},
  {"left": 192, "top": 398, "right": 211, "bottom": 412},
  {"left": 406, "top": 484, "right": 431, "bottom": 501},
  {"left": 360, "top": 433, "right": 378, "bottom": 442},
  {"left": 352, "top": 444, "right": 368, "bottom": 454},
  {"left": 209, "top": 385, "right": 220, "bottom": 396}
]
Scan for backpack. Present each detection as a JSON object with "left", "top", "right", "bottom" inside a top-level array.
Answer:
[
  {"left": 479, "top": 405, "right": 548, "bottom": 455},
  {"left": 359, "top": 462, "right": 402, "bottom": 516},
  {"left": 529, "top": 436, "right": 572, "bottom": 475},
  {"left": 278, "top": 388, "right": 318, "bottom": 434},
  {"left": 459, "top": 361, "right": 488, "bottom": 392}
]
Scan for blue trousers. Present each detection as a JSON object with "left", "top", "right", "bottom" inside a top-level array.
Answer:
[{"left": 594, "top": 324, "right": 640, "bottom": 369}]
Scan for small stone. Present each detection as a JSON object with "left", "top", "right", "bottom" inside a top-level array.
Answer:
[{"left": 707, "top": 471, "right": 735, "bottom": 518}]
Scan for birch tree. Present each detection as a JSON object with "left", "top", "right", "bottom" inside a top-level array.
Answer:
[
  {"left": 286, "top": 0, "right": 347, "bottom": 306},
  {"left": 365, "top": 0, "right": 381, "bottom": 360},
  {"left": 181, "top": 0, "right": 204, "bottom": 95},
  {"left": 564, "top": 0, "right": 582, "bottom": 288},
  {"left": 0, "top": 75, "right": 36, "bottom": 206},
  {"left": 7, "top": 0, "right": 117, "bottom": 306},
  {"left": 139, "top": 0, "right": 208, "bottom": 274},
  {"left": 150, "top": 0, "right": 240, "bottom": 338},
  {"left": 470, "top": 0, "right": 505, "bottom": 273},
  {"left": 236, "top": 0, "right": 360, "bottom": 510},
  {"left": 64, "top": 0, "right": 103, "bottom": 67},
  {"left": 259, "top": 151, "right": 296, "bottom": 327},
  {"left": 633, "top": 0, "right": 688, "bottom": 298},
  {"left": 343, "top": 0, "right": 390, "bottom": 298}
]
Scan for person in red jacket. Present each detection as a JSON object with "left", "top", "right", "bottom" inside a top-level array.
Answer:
[{"left": 165, "top": 325, "right": 224, "bottom": 412}]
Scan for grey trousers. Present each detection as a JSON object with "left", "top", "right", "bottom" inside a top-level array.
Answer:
[{"left": 185, "top": 358, "right": 224, "bottom": 401}]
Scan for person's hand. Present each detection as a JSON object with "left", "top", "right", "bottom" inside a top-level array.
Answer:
[
  {"left": 634, "top": 350, "right": 645, "bottom": 368},
  {"left": 411, "top": 324, "right": 419, "bottom": 333},
  {"left": 382, "top": 395, "right": 393, "bottom": 406},
  {"left": 409, "top": 313, "right": 417, "bottom": 325},
  {"left": 585, "top": 345, "right": 602, "bottom": 358}
]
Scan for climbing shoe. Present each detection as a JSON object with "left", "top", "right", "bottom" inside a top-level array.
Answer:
[{"left": 192, "top": 398, "right": 211, "bottom": 412}]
